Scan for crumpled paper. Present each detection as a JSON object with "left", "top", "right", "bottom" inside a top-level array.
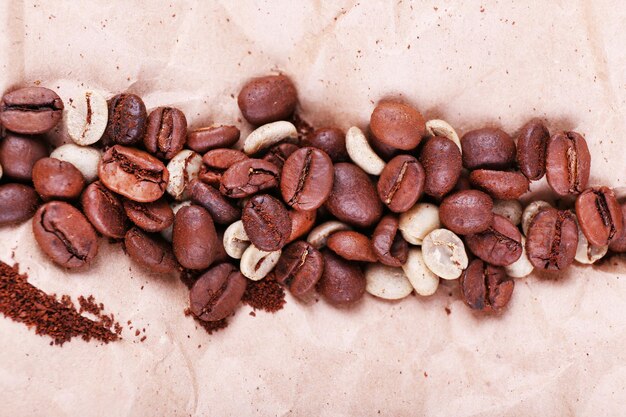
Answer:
[{"left": 1, "top": 1, "right": 626, "bottom": 416}]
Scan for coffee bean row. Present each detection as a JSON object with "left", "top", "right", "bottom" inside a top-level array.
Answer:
[{"left": 0, "top": 75, "right": 624, "bottom": 323}]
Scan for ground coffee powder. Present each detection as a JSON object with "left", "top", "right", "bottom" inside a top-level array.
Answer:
[{"left": 242, "top": 274, "right": 286, "bottom": 313}]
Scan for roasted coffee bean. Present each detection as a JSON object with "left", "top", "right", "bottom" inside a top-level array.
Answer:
[
  {"left": 32, "top": 201, "right": 98, "bottom": 268},
  {"left": 439, "top": 190, "right": 494, "bottom": 235},
  {"left": 238, "top": 74, "right": 298, "bottom": 125},
  {"left": 220, "top": 158, "right": 279, "bottom": 198},
  {"left": 317, "top": 249, "right": 366, "bottom": 306},
  {"left": 262, "top": 142, "right": 299, "bottom": 171},
  {"left": 469, "top": 170, "right": 529, "bottom": 200},
  {"left": 103, "top": 93, "right": 147, "bottom": 146},
  {"left": 188, "top": 178, "right": 240, "bottom": 225},
  {"left": 0, "top": 87, "right": 63, "bottom": 134},
  {"left": 575, "top": 187, "right": 623, "bottom": 246},
  {"left": 281, "top": 147, "right": 334, "bottom": 211},
  {"left": 0, "top": 133, "right": 48, "bottom": 181},
  {"left": 274, "top": 241, "right": 324, "bottom": 300},
  {"left": 123, "top": 198, "right": 174, "bottom": 232},
  {"left": 545, "top": 131, "right": 591, "bottom": 196},
  {"left": 287, "top": 209, "right": 316, "bottom": 243},
  {"left": 81, "top": 181, "right": 129, "bottom": 239},
  {"left": 461, "top": 128, "right": 516, "bottom": 170},
  {"left": 372, "top": 215, "right": 409, "bottom": 267},
  {"left": 187, "top": 125, "right": 240, "bottom": 153},
  {"left": 369, "top": 101, "right": 425, "bottom": 150},
  {"left": 526, "top": 208, "right": 578, "bottom": 270},
  {"left": 201, "top": 148, "right": 249, "bottom": 186},
  {"left": 125, "top": 227, "right": 179, "bottom": 274},
  {"left": 0, "top": 184, "right": 40, "bottom": 226},
  {"left": 452, "top": 174, "right": 472, "bottom": 193},
  {"left": 609, "top": 203, "right": 626, "bottom": 253},
  {"left": 516, "top": 119, "right": 549, "bottom": 181},
  {"left": 465, "top": 215, "right": 522, "bottom": 266},
  {"left": 32, "top": 157, "right": 86, "bottom": 201},
  {"left": 143, "top": 107, "right": 187, "bottom": 159},
  {"left": 303, "top": 127, "right": 348, "bottom": 162},
  {"left": 324, "top": 163, "right": 383, "bottom": 228},
  {"left": 99, "top": 145, "right": 169, "bottom": 203},
  {"left": 242, "top": 194, "right": 291, "bottom": 251},
  {"left": 189, "top": 263, "right": 247, "bottom": 321},
  {"left": 377, "top": 155, "right": 424, "bottom": 213},
  {"left": 172, "top": 205, "right": 219, "bottom": 270},
  {"left": 419, "top": 135, "right": 462, "bottom": 199},
  {"left": 460, "top": 259, "right": 514, "bottom": 313},
  {"left": 326, "top": 231, "right": 378, "bottom": 262},
  {"left": 521, "top": 200, "right": 552, "bottom": 236}
]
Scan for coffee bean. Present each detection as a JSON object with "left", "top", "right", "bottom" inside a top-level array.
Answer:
[
  {"left": 516, "top": 119, "right": 549, "bottom": 181},
  {"left": 66, "top": 90, "right": 108, "bottom": 146},
  {"left": 222, "top": 220, "right": 250, "bottom": 259},
  {"left": 123, "top": 198, "right": 174, "bottom": 232},
  {"left": 187, "top": 125, "right": 240, "bottom": 153},
  {"left": 575, "top": 186, "right": 623, "bottom": 246},
  {"left": 50, "top": 143, "right": 101, "bottom": 183},
  {"left": 220, "top": 158, "right": 279, "bottom": 198},
  {"left": 199, "top": 148, "right": 248, "bottom": 186},
  {"left": 465, "top": 214, "right": 523, "bottom": 266},
  {"left": 274, "top": 241, "right": 323, "bottom": 300},
  {"left": 403, "top": 248, "right": 440, "bottom": 296},
  {"left": 326, "top": 231, "right": 378, "bottom": 262},
  {"left": 99, "top": 145, "right": 169, "bottom": 203},
  {"left": 521, "top": 200, "right": 552, "bottom": 236},
  {"left": 262, "top": 142, "right": 299, "bottom": 172},
  {"left": 452, "top": 174, "right": 472, "bottom": 193},
  {"left": 243, "top": 121, "right": 298, "bottom": 155},
  {"left": 81, "top": 181, "right": 129, "bottom": 239},
  {"left": 461, "top": 128, "right": 516, "bottom": 170},
  {"left": 419, "top": 135, "right": 462, "bottom": 199},
  {"left": 281, "top": 147, "right": 334, "bottom": 211},
  {"left": 492, "top": 199, "right": 523, "bottom": 226},
  {"left": 439, "top": 190, "right": 494, "bottom": 235},
  {"left": 188, "top": 178, "right": 240, "bottom": 225},
  {"left": 575, "top": 226, "right": 608, "bottom": 265},
  {"left": 238, "top": 74, "right": 297, "bottom": 125},
  {"left": 345, "top": 126, "right": 386, "bottom": 176},
  {"left": 0, "top": 133, "right": 48, "bottom": 181},
  {"left": 242, "top": 194, "right": 291, "bottom": 251},
  {"left": 425, "top": 119, "right": 462, "bottom": 150},
  {"left": 306, "top": 220, "right": 352, "bottom": 249},
  {"left": 103, "top": 93, "right": 147, "bottom": 146},
  {"left": 172, "top": 205, "right": 219, "bottom": 270},
  {"left": 609, "top": 203, "right": 626, "bottom": 253},
  {"left": 0, "top": 184, "right": 40, "bottom": 226},
  {"left": 421, "top": 229, "right": 469, "bottom": 279},
  {"left": 165, "top": 150, "right": 202, "bottom": 201},
  {"left": 365, "top": 263, "right": 413, "bottom": 300},
  {"left": 124, "top": 227, "right": 179, "bottom": 274},
  {"left": 0, "top": 87, "right": 63, "bottom": 134},
  {"left": 505, "top": 236, "right": 534, "bottom": 278},
  {"left": 377, "top": 155, "right": 424, "bottom": 213},
  {"left": 189, "top": 263, "right": 247, "bottom": 321},
  {"left": 160, "top": 201, "right": 191, "bottom": 242},
  {"left": 144, "top": 107, "right": 188, "bottom": 159},
  {"left": 32, "top": 201, "right": 98, "bottom": 268},
  {"left": 372, "top": 215, "right": 409, "bottom": 267},
  {"left": 398, "top": 202, "right": 441, "bottom": 245},
  {"left": 545, "top": 131, "right": 591, "bottom": 196},
  {"left": 239, "top": 244, "right": 282, "bottom": 281},
  {"left": 469, "top": 170, "right": 529, "bottom": 200},
  {"left": 304, "top": 128, "right": 348, "bottom": 162},
  {"left": 369, "top": 101, "right": 425, "bottom": 150},
  {"left": 287, "top": 209, "right": 316, "bottom": 243},
  {"left": 460, "top": 259, "right": 514, "bottom": 313},
  {"left": 324, "top": 163, "right": 383, "bottom": 228},
  {"left": 526, "top": 208, "right": 578, "bottom": 270},
  {"left": 32, "top": 157, "right": 86, "bottom": 201},
  {"left": 317, "top": 249, "right": 365, "bottom": 306}
]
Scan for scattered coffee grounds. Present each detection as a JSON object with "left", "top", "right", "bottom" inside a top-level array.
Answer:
[
  {"left": 242, "top": 275, "right": 286, "bottom": 313},
  {"left": 0, "top": 261, "right": 121, "bottom": 345},
  {"left": 184, "top": 308, "right": 229, "bottom": 334}
]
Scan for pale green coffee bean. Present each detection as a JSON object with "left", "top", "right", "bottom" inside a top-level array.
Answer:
[
  {"left": 403, "top": 248, "right": 439, "bottom": 296},
  {"left": 399, "top": 203, "right": 440, "bottom": 245},
  {"left": 345, "top": 126, "right": 385, "bottom": 175},
  {"left": 421, "top": 229, "right": 468, "bottom": 280},
  {"left": 166, "top": 150, "right": 202, "bottom": 201},
  {"left": 66, "top": 90, "right": 108, "bottom": 145},
  {"left": 50, "top": 143, "right": 102, "bottom": 183},
  {"left": 240, "top": 245, "right": 281, "bottom": 281},
  {"left": 365, "top": 263, "right": 413, "bottom": 300},
  {"left": 243, "top": 121, "right": 297, "bottom": 155},
  {"left": 223, "top": 220, "right": 250, "bottom": 259}
]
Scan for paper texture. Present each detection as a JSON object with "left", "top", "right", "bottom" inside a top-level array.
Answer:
[{"left": 1, "top": 1, "right": 626, "bottom": 416}]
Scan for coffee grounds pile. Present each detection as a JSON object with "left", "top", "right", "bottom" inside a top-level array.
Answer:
[
  {"left": 0, "top": 261, "right": 121, "bottom": 346},
  {"left": 242, "top": 275, "right": 286, "bottom": 313}
]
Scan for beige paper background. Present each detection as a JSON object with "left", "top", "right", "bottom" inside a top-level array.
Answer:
[{"left": 1, "top": 1, "right": 626, "bottom": 416}]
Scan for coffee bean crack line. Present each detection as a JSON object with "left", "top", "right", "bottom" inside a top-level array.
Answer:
[
  {"left": 157, "top": 108, "right": 174, "bottom": 152},
  {"left": 110, "top": 149, "right": 166, "bottom": 185},
  {"left": 288, "top": 149, "right": 313, "bottom": 205},
  {"left": 40, "top": 209, "right": 89, "bottom": 262},
  {"left": 384, "top": 161, "right": 413, "bottom": 204},
  {"left": 594, "top": 190, "right": 615, "bottom": 239}
]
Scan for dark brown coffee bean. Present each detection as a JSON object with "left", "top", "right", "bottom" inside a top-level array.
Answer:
[
  {"left": 516, "top": 119, "right": 549, "bottom": 181},
  {"left": 324, "top": 163, "right": 383, "bottom": 228},
  {"left": 32, "top": 157, "right": 86, "bottom": 201},
  {"left": 81, "top": 181, "right": 129, "bottom": 239},
  {"left": 187, "top": 125, "right": 240, "bottom": 153},
  {"left": 377, "top": 155, "right": 424, "bottom": 213},
  {"left": 419, "top": 135, "right": 462, "bottom": 199},
  {"left": 469, "top": 170, "right": 529, "bottom": 200},
  {"left": 326, "top": 231, "right": 378, "bottom": 262},
  {"left": 219, "top": 158, "right": 279, "bottom": 198},
  {"left": 317, "top": 249, "right": 365, "bottom": 306},
  {"left": 460, "top": 259, "right": 514, "bottom": 313},
  {"left": 372, "top": 215, "right": 409, "bottom": 267},
  {"left": 439, "top": 190, "right": 494, "bottom": 235},
  {"left": 303, "top": 128, "right": 348, "bottom": 162},
  {"left": 546, "top": 131, "right": 591, "bottom": 196},
  {"left": 274, "top": 241, "right": 324, "bottom": 300},
  {"left": 238, "top": 74, "right": 298, "bottom": 125},
  {"left": 189, "top": 263, "right": 247, "bottom": 321},
  {"left": 123, "top": 198, "right": 173, "bottom": 232},
  {"left": 526, "top": 208, "right": 578, "bottom": 270},
  {"left": 0, "top": 133, "right": 48, "bottom": 181},
  {"left": 199, "top": 148, "right": 248, "bottom": 186},
  {"left": 242, "top": 194, "right": 291, "bottom": 251},
  {"left": 125, "top": 227, "right": 179, "bottom": 274},
  {"left": 172, "top": 205, "right": 219, "bottom": 270},
  {"left": 465, "top": 215, "right": 522, "bottom": 266},
  {"left": 99, "top": 145, "right": 169, "bottom": 203},
  {"left": 609, "top": 203, "right": 626, "bottom": 253},
  {"left": 262, "top": 143, "right": 299, "bottom": 171},
  {"left": 0, "top": 184, "right": 40, "bottom": 226},
  {"left": 188, "top": 178, "right": 241, "bottom": 225},
  {"left": 461, "top": 128, "right": 516, "bottom": 170},
  {"left": 143, "top": 107, "right": 187, "bottom": 159},
  {"left": 281, "top": 147, "right": 334, "bottom": 211},
  {"left": 287, "top": 209, "right": 316, "bottom": 243},
  {"left": 370, "top": 101, "right": 425, "bottom": 150},
  {"left": 0, "top": 87, "right": 63, "bottom": 134},
  {"left": 575, "top": 187, "right": 623, "bottom": 246},
  {"left": 32, "top": 201, "right": 98, "bottom": 268},
  {"left": 103, "top": 93, "right": 147, "bottom": 146}
]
